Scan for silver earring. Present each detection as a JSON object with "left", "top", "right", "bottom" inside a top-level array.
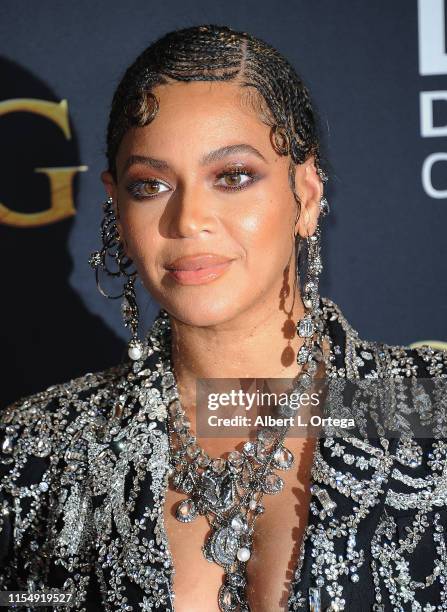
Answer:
[
  {"left": 89, "top": 196, "right": 144, "bottom": 361},
  {"left": 296, "top": 192, "right": 330, "bottom": 366},
  {"left": 319, "top": 196, "right": 330, "bottom": 217},
  {"left": 121, "top": 276, "right": 144, "bottom": 360}
]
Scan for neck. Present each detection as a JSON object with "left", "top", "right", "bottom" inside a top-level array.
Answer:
[{"left": 168, "top": 286, "right": 311, "bottom": 413}]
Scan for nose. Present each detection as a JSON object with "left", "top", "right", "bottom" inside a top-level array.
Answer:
[{"left": 168, "top": 182, "right": 215, "bottom": 238}]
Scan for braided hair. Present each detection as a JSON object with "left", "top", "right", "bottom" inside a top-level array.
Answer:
[{"left": 105, "top": 24, "right": 328, "bottom": 260}]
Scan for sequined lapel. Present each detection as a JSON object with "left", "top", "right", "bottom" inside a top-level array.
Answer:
[
  {"left": 86, "top": 346, "right": 176, "bottom": 611},
  {"left": 287, "top": 298, "right": 401, "bottom": 610}
]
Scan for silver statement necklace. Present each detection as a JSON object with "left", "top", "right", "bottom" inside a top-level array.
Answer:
[{"left": 151, "top": 308, "right": 325, "bottom": 612}]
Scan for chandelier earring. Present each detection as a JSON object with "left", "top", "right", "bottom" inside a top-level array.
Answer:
[
  {"left": 295, "top": 190, "right": 330, "bottom": 374},
  {"left": 88, "top": 196, "right": 145, "bottom": 361}
]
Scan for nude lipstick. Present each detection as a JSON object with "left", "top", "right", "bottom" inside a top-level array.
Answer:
[{"left": 165, "top": 254, "right": 234, "bottom": 285}]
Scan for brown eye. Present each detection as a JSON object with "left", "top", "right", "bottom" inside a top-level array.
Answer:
[
  {"left": 142, "top": 181, "right": 167, "bottom": 196},
  {"left": 126, "top": 179, "right": 170, "bottom": 200},
  {"left": 223, "top": 173, "right": 243, "bottom": 187},
  {"left": 215, "top": 170, "right": 255, "bottom": 190}
]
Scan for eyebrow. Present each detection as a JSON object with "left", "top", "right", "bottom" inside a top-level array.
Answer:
[{"left": 123, "top": 143, "right": 267, "bottom": 173}]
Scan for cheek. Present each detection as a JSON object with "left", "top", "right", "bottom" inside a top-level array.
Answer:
[
  {"left": 235, "top": 198, "right": 293, "bottom": 260},
  {"left": 119, "top": 207, "right": 160, "bottom": 263}
]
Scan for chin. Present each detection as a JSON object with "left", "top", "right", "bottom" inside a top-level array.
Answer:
[{"left": 160, "top": 294, "right": 243, "bottom": 328}]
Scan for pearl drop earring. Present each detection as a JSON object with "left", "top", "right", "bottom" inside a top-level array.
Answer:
[{"left": 89, "top": 196, "right": 145, "bottom": 362}]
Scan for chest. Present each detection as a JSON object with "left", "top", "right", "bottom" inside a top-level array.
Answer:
[{"left": 162, "top": 436, "right": 317, "bottom": 611}]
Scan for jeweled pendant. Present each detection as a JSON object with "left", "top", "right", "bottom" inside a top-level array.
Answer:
[
  {"left": 201, "top": 470, "right": 235, "bottom": 511},
  {"left": 218, "top": 583, "right": 239, "bottom": 611},
  {"left": 303, "top": 297, "right": 313, "bottom": 309},
  {"left": 128, "top": 338, "right": 144, "bottom": 361},
  {"left": 298, "top": 315, "right": 314, "bottom": 338},
  {"left": 178, "top": 472, "right": 195, "bottom": 494},
  {"left": 298, "top": 344, "right": 311, "bottom": 364},
  {"left": 196, "top": 450, "right": 210, "bottom": 467},
  {"left": 228, "top": 450, "right": 244, "bottom": 468},
  {"left": 175, "top": 498, "right": 198, "bottom": 522},
  {"left": 307, "top": 360, "right": 318, "bottom": 375},
  {"left": 255, "top": 444, "right": 269, "bottom": 463},
  {"left": 210, "top": 526, "right": 240, "bottom": 566},
  {"left": 242, "top": 441, "right": 255, "bottom": 456},
  {"left": 262, "top": 472, "right": 284, "bottom": 494},
  {"left": 231, "top": 513, "right": 248, "bottom": 533},
  {"left": 272, "top": 446, "right": 294, "bottom": 470}
]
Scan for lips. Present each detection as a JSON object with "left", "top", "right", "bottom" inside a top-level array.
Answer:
[
  {"left": 165, "top": 254, "right": 233, "bottom": 271},
  {"left": 164, "top": 254, "right": 235, "bottom": 286}
]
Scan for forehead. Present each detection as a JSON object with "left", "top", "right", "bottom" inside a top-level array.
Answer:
[
  {"left": 153, "top": 80, "right": 266, "bottom": 126},
  {"left": 117, "top": 81, "right": 275, "bottom": 162}
]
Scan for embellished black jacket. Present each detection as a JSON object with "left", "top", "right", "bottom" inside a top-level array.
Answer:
[{"left": 1, "top": 297, "right": 447, "bottom": 611}]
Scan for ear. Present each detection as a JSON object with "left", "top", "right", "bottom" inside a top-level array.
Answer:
[
  {"left": 100, "top": 169, "right": 119, "bottom": 217},
  {"left": 293, "top": 155, "right": 323, "bottom": 239},
  {"left": 100, "top": 169, "right": 131, "bottom": 257}
]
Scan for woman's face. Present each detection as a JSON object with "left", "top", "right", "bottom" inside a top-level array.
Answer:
[{"left": 102, "top": 81, "right": 322, "bottom": 327}]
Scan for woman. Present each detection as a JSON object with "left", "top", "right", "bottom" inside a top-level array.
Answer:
[{"left": 1, "top": 24, "right": 446, "bottom": 612}]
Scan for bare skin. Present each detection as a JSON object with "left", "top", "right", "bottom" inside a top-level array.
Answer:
[
  {"left": 101, "top": 79, "right": 324, "bottom": 610},
  {"left": 163, "top": 434, "right": 318, "bottom": 611}
]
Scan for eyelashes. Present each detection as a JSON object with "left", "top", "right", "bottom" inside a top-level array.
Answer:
[
  {"left": 214, "top": 168, "right": 258, "bottom": 191},
  {"left": 125, "top": 167, "right": 259, "bottom": 201},
  {"left": 126, "top": 180, "right": 170, "bottom": 200}
]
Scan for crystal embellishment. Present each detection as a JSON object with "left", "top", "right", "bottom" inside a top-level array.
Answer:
[
  {"left": 175, "top": 498, "right": 198, "bottom": 523},
  {"left": 262, "top": 472, "right": 284, "bottom": 494},
  {"left": 201, "top": 471, "right": 235, "bottom": 511},
  {"left": 211, "top": 526, "right": 240, "bottom": 567},
  {"left": 231, "top": 514, "right": 248, "bottom": 533},
  {"left": 218, "top": 584, "right": 239, "bottom": 611},
  {"left": 273, "top": 446, "right": 294, "bottom": 470},
  {"left": 298, "top": 315, "right": 315, "bottom": 338},
  {"left": 312, "top": 485, "right": 337, "bottom": 514}
]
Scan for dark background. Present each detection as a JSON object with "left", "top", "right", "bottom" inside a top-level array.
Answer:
[{"left": 1, "top": 0, "right": 446, "bottom": 409}]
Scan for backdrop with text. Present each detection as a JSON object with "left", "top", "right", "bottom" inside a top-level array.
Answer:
[{"left": 1, "top": 0, "right": 446, "bottom": 408}]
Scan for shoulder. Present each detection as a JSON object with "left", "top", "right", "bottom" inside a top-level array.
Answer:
[
  {"left": 2, "top": 360, "right": 131, "bottom": 419},
  {"left": 0, "top": 360, "right": 132, "bottom": 464},
  {"left": 0, "top": 361, "right": 134, "bottom": 583},
  {"left": 320, "top": 296, "right": 447, "bottom": 380}
]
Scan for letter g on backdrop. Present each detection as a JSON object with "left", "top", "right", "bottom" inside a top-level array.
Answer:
[{"left": 0, "top": 98, "right": 87, "bottom": 227}]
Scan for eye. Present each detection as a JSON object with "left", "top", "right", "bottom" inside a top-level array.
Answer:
[
  {"left": 126, "top": 179, "right": 171, "bottom": 200},
  {"left": 125, "top": 167, "right": 259, "bottom": 200},
  {"left": 215, "top": 168, "right": 257, "bottom": 191}
]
